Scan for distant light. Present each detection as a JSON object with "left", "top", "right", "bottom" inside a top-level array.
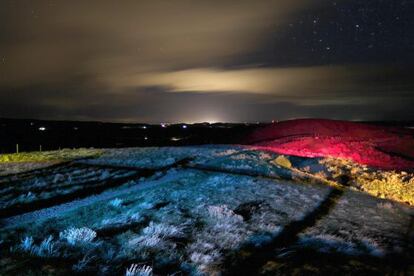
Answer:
[
  {"left": 38, "top": 127, "right": 46, "bottom": 131},
  {"left": 144, "top": 136, "right": 148, "bottom": 140},
  {"left": 182, "top": 125, "right": 187, "bottom": 129},
  {"left": 73, "top": 127, "right": 78, "bottom": 130},
  {"left": 171, "top": 137, "right": 182, "bottom": 141},
  {"left": 142, "top": 125, "right": 147, "bottom": 129},
  {"left": 30, "top": 122, "right": 34, "bottom": 126},
  {"left": 160, "top": 123, "right": 167, "bottom": 128}
]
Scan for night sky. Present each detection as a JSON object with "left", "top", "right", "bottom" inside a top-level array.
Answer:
[{"left": 1, "top": 0, "right": 413, "bottom": 123}]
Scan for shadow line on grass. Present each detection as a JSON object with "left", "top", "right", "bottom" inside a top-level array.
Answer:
[{"left": 221, "top": 187, "right": 344, "bottom": 275}]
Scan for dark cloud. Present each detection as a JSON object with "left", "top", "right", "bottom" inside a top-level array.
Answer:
[{"left": 0, "top": 0, "right": 412, "bottom": 122}]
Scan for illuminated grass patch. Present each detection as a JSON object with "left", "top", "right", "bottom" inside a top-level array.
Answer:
[
  {"left": 0, "top": 148, "right": 103, "bottom": 163},
  {"left": 322, "top": 158, "right": 414, "bottom": 205}
]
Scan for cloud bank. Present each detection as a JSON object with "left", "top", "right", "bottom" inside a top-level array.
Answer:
[{"left": 0, "top": 0, "right": 412, "bottom": 122}]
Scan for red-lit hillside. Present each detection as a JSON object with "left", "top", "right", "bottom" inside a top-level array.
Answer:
[{"left": 246, "top": 119, "right": 414, "bottom": 171}]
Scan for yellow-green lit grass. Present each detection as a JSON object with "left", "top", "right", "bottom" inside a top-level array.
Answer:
[
  {"left": 271, "top": 155, "right": 292, "bottom": 169},
  {"left": 321, "top": 158, "right": 414, "bottom": 206},
  {"left": 356, "top": 172, "right": 414, "bottom": 205},
  {"left": 0, "top": 148, "right": 103, "bottom": 163}
]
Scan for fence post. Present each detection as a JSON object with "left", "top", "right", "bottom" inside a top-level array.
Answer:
[
  {"left": 16, "top": 144, "right": 19, "bottom": 154},
  {"left": 40, "top": 145, "right": 42, "bottom": 152}
]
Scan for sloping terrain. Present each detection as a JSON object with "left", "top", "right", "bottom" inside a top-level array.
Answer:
[
  {"left": 0, "top": 146, "right": 413, "bottom": 275},
  {"left": 246, "top": 119, "right": 414, "bottom": 171}
]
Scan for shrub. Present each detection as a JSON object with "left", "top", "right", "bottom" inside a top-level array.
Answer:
[
  {"left": 20, "top": 236, "right": 34, "bottom": 252},
  {"left": 19, "top": 235, "right": 57, "bottom": 257},
  {"left": 125, "top": 264, "right": 153, "bottom": 276},
  {"left": 72, "top": 255, "right": 95, "bottom": 272},
  {"left": 36, "top": 235, "right": 56, "bottom": 257},
  {"left": 142, "top": 222, "right": 183, "bottom": 238},
  {"left": 128, "top": 222, "right": 183, "bottom": 249},
  {"left": 109, "top": 198, "right": 123, "bottom": 207},
  {"left": 59, "top": 227, "right": 97, "bottom": 245}
]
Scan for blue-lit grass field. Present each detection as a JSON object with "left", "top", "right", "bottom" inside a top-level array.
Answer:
[{"left": 1, "top": 147, "right": 413, "bottom": 275}]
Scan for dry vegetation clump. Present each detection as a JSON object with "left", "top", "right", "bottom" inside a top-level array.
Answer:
[
  {"left": 271, "top": 155, "right": 292, "bottom": 169},
  {"left": 321, "top": 158, "right": 414, "bottom": 205},
  {"left": 125, "top": 264, "right": 153, "bottom": 276},
  {"left": 355, "top": 171, "right": 414, "bottom": 205}
]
